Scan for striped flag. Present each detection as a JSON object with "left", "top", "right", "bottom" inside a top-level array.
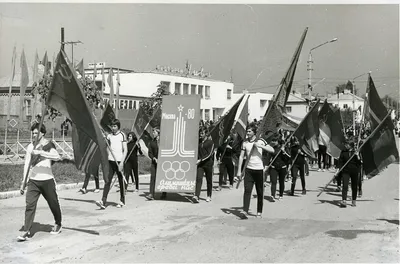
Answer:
[
  {"left": 19, "top": 49, "right": 29, "bottom": 123},
  {"left": 107, "top": 68, "right": 114, "bottom": 107},
  {"left": 234, "top": 95, "right": 249, "bottom": 139},
  {"left": 47, "top": 50, "right": 109, "bottom": 179}
]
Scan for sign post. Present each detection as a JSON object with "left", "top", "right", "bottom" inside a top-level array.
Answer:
[{"left": 156, "top": 95, "right": 200, "bottom": 193}]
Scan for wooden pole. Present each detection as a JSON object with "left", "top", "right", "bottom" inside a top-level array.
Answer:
[{"left": 4, "top": 46, "right": 17, "bottom": 159}]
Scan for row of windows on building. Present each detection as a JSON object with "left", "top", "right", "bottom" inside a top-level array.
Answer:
[{"left": 161, "top": 81, "right": 232, "bottom": 100}]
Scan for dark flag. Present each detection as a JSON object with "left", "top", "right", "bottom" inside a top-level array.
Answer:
[
  {"left": 360, "top": 113, "right": 399, "bottom": 177},
  {"left": 132, "top": 105, "right": 151, "bottom": 140},
  {"left": 100, "top": 103, "right": 116, "bottom": 133},
  {"left": 293, "top": 99, "right": 320, "bottom": 158},
  {"left": 234, "top": 95, "right": 249, "bottom": 140},
  {"left": 258, "top": 102, "right": 283, "bottom": 141},
  {"left": 47, "top": 50, "right": 109, "bottom": 179},
  {"left": 275, "top": 27, "right": 308, "bottom": 111},
  {"left": 328, "top": 107, "right": 345, "bottom": 158},
  {"left": 366, "top": 75, "right": 388, "bottom": 130},
  {"left": 208, "top": 95, "right": 244, "bottom": 149}
]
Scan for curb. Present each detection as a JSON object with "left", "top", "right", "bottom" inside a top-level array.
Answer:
[{"left": 0, "top": 173, "right": 151, "bottom": 200}]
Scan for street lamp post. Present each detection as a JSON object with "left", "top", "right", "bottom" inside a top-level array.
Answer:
[{"left": 307, "top": 38, "right": 338, "bottom": 101}]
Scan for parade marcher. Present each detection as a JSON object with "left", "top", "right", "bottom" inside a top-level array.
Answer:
[
  {"left": 79, "top": 167, "right": 100, "bottom": 194},
  {"left": 236, "top": 124, "right": 274, "bottom": 218},
  {"left": 268, "top": 134, "right": 291, "bottom": 201},
  {"left": 18, "top": 123, "right": 62, "bottom": 241},
  {"left": 124, "top": 132, "right": 143, "bottom": 192},
  {"left": 317, "top": 137, "right": 328, "bottom": 172},
  {"left": 337, "top": 137, "right": 362, "bottom": 208},
  {"left": 289, "top": 136, "right": 307, "bottom": 195},
  {"left": 96, "top": 119, "right": 127, "bottom": 209},
  {"left": 193, "top": 127, "right": 215, "bottom": 203},
  {"left": 216, "top": 130, "right": 238, "bottom": 190},
  {"left": 147, "top": 127, "right": 167, "bottom": 200}
]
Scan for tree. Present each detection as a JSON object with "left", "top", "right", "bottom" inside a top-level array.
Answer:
[
  {"left": 335, "top": 80, "right": 353, "bottom": 95},
  {"left": 140, "top": 82, "right": 171, "bottom": 128},
  {"left": 32, "top": 73, "right": 102, "bottom": 120}
]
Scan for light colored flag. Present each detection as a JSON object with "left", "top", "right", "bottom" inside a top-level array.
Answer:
[
  {"left": 101, "top": 64, "right": 105, "bottom": 103},
  {"left": 107, "top": 68, "right": 114, "bottom": 107},
  {"left": 20, "top": 49, "right": 29, "bottom": 123},
  {"left": 6, "top": 46, "right": 17, "bottom": 121},
  {"left": 116, "top": 69, "right": 120, "bottom": 117}
]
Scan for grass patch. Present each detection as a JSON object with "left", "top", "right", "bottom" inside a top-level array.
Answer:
[{"left": 0, "top": 156, "right": 151, "bottom": 192}]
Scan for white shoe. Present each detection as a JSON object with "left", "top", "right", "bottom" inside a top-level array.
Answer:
[
  {"left": 317, "top": 169, "right": 322, "bottom": 172},
  {"left": 206, "top": 196, "right": 211, "bottom": 202},
  {"left": 93, "top": 189, "right": 100, "bottom": 193},
  {"left": 116, "top": 202, "right": 125, "bottom": 208},
  {"left": 322, "top": 169, "right": 326, "bottom": 172}
]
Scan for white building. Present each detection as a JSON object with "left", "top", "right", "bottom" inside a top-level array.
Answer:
[
  {"left": 86, "top": 65, "right": 234, "bottom": 121},
  {"left": 327, "top": 89, "right": 364, "bottom": 112}
]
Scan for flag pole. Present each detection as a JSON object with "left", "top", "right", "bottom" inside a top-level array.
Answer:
[
  {"left": 356, "top": 73, "right": 370, "bottom": 149},
  {"left": 317, "top": 110, "right": 392, "bottom": 197}
]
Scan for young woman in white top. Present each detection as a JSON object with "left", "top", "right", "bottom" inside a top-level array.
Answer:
[{"left": 236, "top": 123, "right": 274, "bottom": 218}]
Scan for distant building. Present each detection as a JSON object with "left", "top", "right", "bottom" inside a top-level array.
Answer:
[
  {"left": 87, "top": 66, "right": 234, "bottom": 122},
  {"left": 327, "top": 89, "right": 364, "bottom": 112}
]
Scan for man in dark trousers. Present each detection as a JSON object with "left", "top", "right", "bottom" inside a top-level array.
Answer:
[
  {"left": 216, "top": 130, "right": 238, "bottom": 190},
  {"left": 147, "top": 127, "right": 166, "bottom": 200}
]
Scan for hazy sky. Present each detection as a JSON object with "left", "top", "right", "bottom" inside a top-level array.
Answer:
[{"left": 0, "top": 3, "right": 398, "bottom": 98}]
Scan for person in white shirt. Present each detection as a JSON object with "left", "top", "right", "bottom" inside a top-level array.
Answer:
[
  {"left": 236, "top": 123, "right": 274, "bottom": 219},
  {"left": 17, "top": 123, "right": 62, "bottom": 241},
  {"left": 96, "top": 119, "right": 127, "bottom": 209}
]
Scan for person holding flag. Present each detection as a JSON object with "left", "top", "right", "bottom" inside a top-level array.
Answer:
[
  {"left": 193, "top": 126, "right": 215, "bottom": 203},
  {"left": 268, "top": 134, "right": 291, "bottom": 201},
  {"left": 216, "top": 130, "right": 238, "bottom": 190},
  {"left": 336, "top": 137, "right": 362, "bottom": 208},
  {"left": 124, "top": 132, "right": 143, "bottom": 192},
  {"left": 18, "top": 123, "right": 62, "bottom": 241},
  {"left": 289, "top": 136, "right": 307, "bottom": 196},
  {"left": 236, "top": 123, "right": 274, "bottom": 218},
  {"left": 96, "top": 119, "right": 127, "bottom": 209},
  {"left": 147, "top": 127, "right": 167, "bottom": 200}
]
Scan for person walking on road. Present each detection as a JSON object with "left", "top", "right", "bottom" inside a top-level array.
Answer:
[
  {"left": 236, "top": 124, "right": 274, "bottom": 218},
  {"left": 96, "top": 119, "right": 127, "bottom": 209},
  {"left": 18, "top": 123, "right": 62, "bottom": 242},
  {"left": 124, "top": 132, "right": 143, "bottom": 192},
  {"left": 193, "top": 126, "right": 215, "bottom": 203},
  {"left": 289, "top": 136, "right": 307, "bottom": 196},
  {"left": 79, "top": 166, "right": 100, "bottom": 194},
  {"left": 337, "top": 137, "right": 362, "bottom": 208}
]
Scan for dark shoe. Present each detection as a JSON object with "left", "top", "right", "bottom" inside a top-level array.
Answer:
[
  {"left": 340, "top": 201, "right": 347, "bottom": 208},
  {"left": 351, "top": 200, "right": 356, "bottom": 207},
  {"left": 302, "top": 189, "right": 306, "bottom": 195},
  {"left": 17, "top": 231, "right": 31, "bottom": 242},
  {"left": 358, "top": 190, "right": 362, "bottom": 198},
  {"left": 79, "top": 188, "right": 87, "bottom": 194},
  {"left": 192, "top": 196, "right": 199, "bottom": 203},
  {"left": 50, "top": 225, "right": 62, "bottom": 235},
  {"left": 289, "top": 191, "right": 294, "bottom": 196}
]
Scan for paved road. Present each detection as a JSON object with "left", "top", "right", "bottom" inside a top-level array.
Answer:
[{"left": 0, "top": 163, "right": 398, "bottom": 263}]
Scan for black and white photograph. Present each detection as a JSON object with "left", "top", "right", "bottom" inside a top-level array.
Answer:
[{"left": 0, "top": 1, "right": 399, "bottom": 262}]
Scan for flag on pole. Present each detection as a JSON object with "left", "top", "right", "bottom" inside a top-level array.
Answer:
[
  {"left": 75, "top": 58, "right": 84, "bottom": 78},
  {"left": 19, "top": 49, "right": 29, "bottom": 123},
  {"left": 258, "top": 102, "right": 283, "bottom": 140},
  {"left": 327, "top": 107, "right": 345, "bottom": 158},
  {"left": 275, "top": 27, "right": 308, "bottom": 111},
  {"left": 46, "top": 50, "right": 109, "bottom": 179},
  {"left": 234, "top": 95, "right": 249, "bottom": 139},
  {"left": 11, "top": 46, "right": 17, "bottom": 82},
  {"left": 293, "top": 99, "right": 320, "bottom": 158},
  {"left": 360, "top": 113, "right": 399, "bottom": 177},
  {"left": 132, "top": 104, "right": 150, "bottom": 140},
  {"left": 42, "top": 51, "right": 48, "bottom": 77},
  {"left": 32, "top": 50, "right": 39, "bottom": 83},
  {"left": 116, "top": 69, "right": 121, "bottom": 117},
  {"left": 318, "top": 100, "right": 331, "bottom": 147},
  {"left": 366, "top": 74, "right": 388, "bottom": 131},
  {"left": 107, "top": 68, "right": 114, "bottom": 107},
  {"left": 208, "top": 95, "right": 245, "bottom": 149},
  {"left": 100, "top": 103, "right": 116, "bottom": 133},
  {"left": 101, "top": 64, "right": 105, "bottom": 104}
]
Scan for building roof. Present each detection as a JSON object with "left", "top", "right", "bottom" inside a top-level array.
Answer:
[{"left": 326, "top": 91, "right": 364, "bottom": 103}]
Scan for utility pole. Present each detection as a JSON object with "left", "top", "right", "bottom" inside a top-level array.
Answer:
[{"left": 60, "top": 29, "right": 82, "bottom": 67}]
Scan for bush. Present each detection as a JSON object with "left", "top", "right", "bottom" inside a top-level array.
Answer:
[{"left": 0, "top": 156, "right": 151, "bottom": 192}]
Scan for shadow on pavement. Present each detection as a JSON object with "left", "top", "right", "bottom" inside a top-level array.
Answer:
[
  {"left": 63, "top": 226, "right": 100, "bottom": 235},
  {"left": 316, "top": 199, "right": 341, "bottom": 207},
  {"left": 60, "top": 197, "right": 97, "bottom": 204},
  {"left": 139, "top": 193, "right": 193, "bottom": 203},
  {"left": 19, "top": 222, "right": 52, "bottom": 237},
  {"left": 376, "top": 218, "right": 400, "bottom": 225},
  {"left": 221, "top": 207, "right": 255, "bottom": 220}
]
